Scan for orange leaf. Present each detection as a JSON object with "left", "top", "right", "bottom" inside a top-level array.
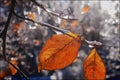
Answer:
[
  {"left": 4, "top": 1, "right": 11, "bottom": 6},
  {"left": 38, "top": 33, "right": 81, "bottom": 71},
  {"left": 61, "top": 20, "right": 79, "bottom": 29},
  {"left": 27, "top": 12, "right": 35, "bottom": 20},
  {"left": 83, "top": 48, "right": 106, "bottom": 80},
  {"left": 9, "top": 58, "right": 18, "bottom": 75},
  {"left": 81, "top": 5, "right": 90, "bottom": 14}
]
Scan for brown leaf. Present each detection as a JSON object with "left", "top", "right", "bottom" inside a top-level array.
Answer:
[
  {"left": 84, "top": 48, "right": 106, "bottom": 80},
  {"left": 38, "top": 32, "right": 81, "bottom": 71}
]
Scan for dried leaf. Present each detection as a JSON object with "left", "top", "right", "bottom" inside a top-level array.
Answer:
[
  {"left": 9, "top": 58, "right": 18, "bottom": 75},
  {"left": 61, "top": 20, "right": 79, "bottom": 31},
  {"left": 81, "top": 5, "right": 90, "bottom": 14},
  {"left": 27, "top": 12, "right": 35, "bottom": 20},
  {"left": 84, "top": 48, "right": 106, "bottom": 80},
  {"left": 38, "top": 33, "right": 81, "bottom": 71}
]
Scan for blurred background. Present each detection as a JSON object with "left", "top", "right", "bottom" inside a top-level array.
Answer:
[{"left": 0, "top": 0, "right": 120, "bottom": 80}]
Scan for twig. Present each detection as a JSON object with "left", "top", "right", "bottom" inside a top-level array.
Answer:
[
  {"left": 13, "top": 11, "right": 69, "bottom": 34},
  {"left": 30, "top": 0, "right": 77, "bottom": 20},
  {"left": 14, "top": 10, "right": 104, "bottom": 48},
  {"left": 0, "top": 0, "right": 29, "bottom": 80},
  {"left": 1, "top": 0, "right": 15, "bottom": 60},
  {"left": 14, "top": 11, "right": 79, "bottom": 38},
  {"left": 84, "top": 39, "right": 104, "bottom": 47},
  {"left": 32, "top": 1, "right": 101, "bottom": 44},
  {"left": 6, "top": 60, "right": 29, "bottom": 80},
  {"left": 13, "top": 11, "right": 103, "bottom": 47},
  {"left": 0, "top": 0, "right": 103, "bottom": 80}
]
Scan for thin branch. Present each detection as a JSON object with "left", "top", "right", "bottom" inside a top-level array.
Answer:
[
  {"left": 30, "top": 0, "right": 77, "bottom": 20},
  {"left": 13, "top": 11, "right": 104, "bottom": 47},
  {"left": 0, "top": 0, "right": 29, "bottom": 80},
  {"left": 6, "top": 60, "right": 29, "bottom": 80},
  {"left": 13, "top": 11, "right": 79, "bottom": 38},
  {"left": 13, "top": 11, "right": 69, "bottom": 34},
  {"left": 84, "top": 39, "right": 104, "bottom": 47},
  {"left": 1, "top": 0, "right": 15, "bottom": 60}
]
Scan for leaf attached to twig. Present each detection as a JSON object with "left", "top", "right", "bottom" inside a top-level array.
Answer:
[{"left": 38, "top": 32, "right": 81, "bottom": 72}]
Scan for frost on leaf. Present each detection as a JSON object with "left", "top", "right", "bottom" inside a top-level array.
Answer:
[
  {"left": 38, "top": 33, "right": 81, "bottom": 72},
  {"left": 84, "top": 48, "right": 106, "bottom": 80}
]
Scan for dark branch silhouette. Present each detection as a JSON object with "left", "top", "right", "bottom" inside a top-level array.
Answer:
[{"left": 0, "top": 0, "right": 29, "bottom": 80}]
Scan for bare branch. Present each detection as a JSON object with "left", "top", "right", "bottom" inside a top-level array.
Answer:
[
  {"left": 80, "top": 36, "right": 103, "bottom": 47},
  {"left": 6, "top": 60, "right": 29, "bottom": 80},
  {"left": 13, "top": 11, "right": 104, "bottom": 47},
  {"left": 85, "top": 39, "right": 104, "bottom": 47},
  {"left": 13, "top": 0, "right": 104, "bottom": 48},
  {"left": 13, "top": 11, "right": 69, "bottom": 34},
  {"left": 0, "top": 0, "right": 29, "bottom": 80},
  {"left": 30, "top": 0, "right": 77, "bottom": 20},
  {"left": 13, "top": 11, "right": 79, "bottom": 39},
  {"left": 1, "top": 0, "right": 16, "bottom": 60}
]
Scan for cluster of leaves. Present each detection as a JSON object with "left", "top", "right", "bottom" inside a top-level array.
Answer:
[
  {"left": 0, "top": 0, "right": 107, "bottom": 80},
  {"left": 37, "top": 32, "right": 106, "bottom": 80}
]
